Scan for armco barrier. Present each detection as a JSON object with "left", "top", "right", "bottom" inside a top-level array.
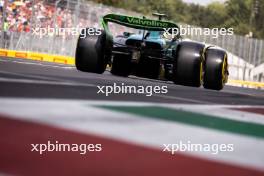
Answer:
[
  {"left": 0, "top": 48, "right": 263, "bottom": 89},
  {"left": 0, "top": 49, "right": 74, "bottom": 65}
]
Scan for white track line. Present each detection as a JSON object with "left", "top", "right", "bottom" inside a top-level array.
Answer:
[
  {"left": 154, "top": 94, "right": 214, "bottom": 104},
  {"left": 0, "top": 77, "right": 95, "bottom": 87},
  {"left": 0, "top": 70, "right": 66, "bottom": 82}
]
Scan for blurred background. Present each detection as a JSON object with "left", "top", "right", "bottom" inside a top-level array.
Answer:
[{"left": 0, "top": 0, "right": 263, "bottom": 83}]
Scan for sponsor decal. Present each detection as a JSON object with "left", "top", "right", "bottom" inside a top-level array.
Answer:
[{"left": 126, "top": 17, "right": 169, "bottom": 28}]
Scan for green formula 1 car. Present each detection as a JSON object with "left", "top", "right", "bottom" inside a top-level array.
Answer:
[{"left": 75, "top": 13, "right": 229, "bottom": 90}]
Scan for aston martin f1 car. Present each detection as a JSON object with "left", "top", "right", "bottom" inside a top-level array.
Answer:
[{"left": 75, "top": 13, "right": 229, "bottom": 90}]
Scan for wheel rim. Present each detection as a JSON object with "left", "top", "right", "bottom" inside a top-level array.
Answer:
[
  {"left": 222, "top": 54, "right": 228, "bottom": 85},
  {"left": 200, "top": 61, "right": 203, "bottom": 84}
]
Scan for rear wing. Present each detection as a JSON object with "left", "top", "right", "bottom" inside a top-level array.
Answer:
[{"left": 101, "top": 13, "right": 179, "bottom": 33}]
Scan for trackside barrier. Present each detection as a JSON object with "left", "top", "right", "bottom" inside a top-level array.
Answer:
[
  {"left": 227, "top": 79, "right": 264, "bottom": 89},
  {"left": 0, "top": 49, "right": 74, "bottom": 65},
  {"left": 0, "top": 48, "right": 263, "bottom": 89}
]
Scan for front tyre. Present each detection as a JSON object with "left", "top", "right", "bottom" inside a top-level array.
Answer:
[
  {"left": 203, "top": 48, "right": 228, "bottom": 90},
  {"left": 75, "top": 29, "right": 108, "bottom": 74}
]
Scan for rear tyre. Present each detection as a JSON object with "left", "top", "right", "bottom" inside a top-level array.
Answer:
[
  {"left": 173, "top": 41, "right": 204, "bottom": 87},
  {"left": 203, "top": 48, "right": 228, "bottom": 90},
  {"left": 75, "top": 29, "right": 108, "bottom": 74},
  {"left": 111, "top": 54, "right": 131, "bottom": 77}
]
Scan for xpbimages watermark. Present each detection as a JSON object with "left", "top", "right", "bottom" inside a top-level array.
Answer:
[
  {"left": 163, "top": 141, "right": 234, "bottom": 155},
  {"left": 31, "top": 141, "right": 102, "bottom": 155},
  {"left": 97, "top": 83, "right": 168, "bottom": 96},
  {"left": 163, "top": 25, "right": 234, "bottom": 39},
  {"left": 32, "top": 26, "right": 102, "bottom": 38}
]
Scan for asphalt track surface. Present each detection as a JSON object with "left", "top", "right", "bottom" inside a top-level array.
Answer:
[
  {"left": 1, "top": 57, "right": 264, "bottom": 176},
  {"left": 0, "top": 57, "right": 263, "bottom": 105}
]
